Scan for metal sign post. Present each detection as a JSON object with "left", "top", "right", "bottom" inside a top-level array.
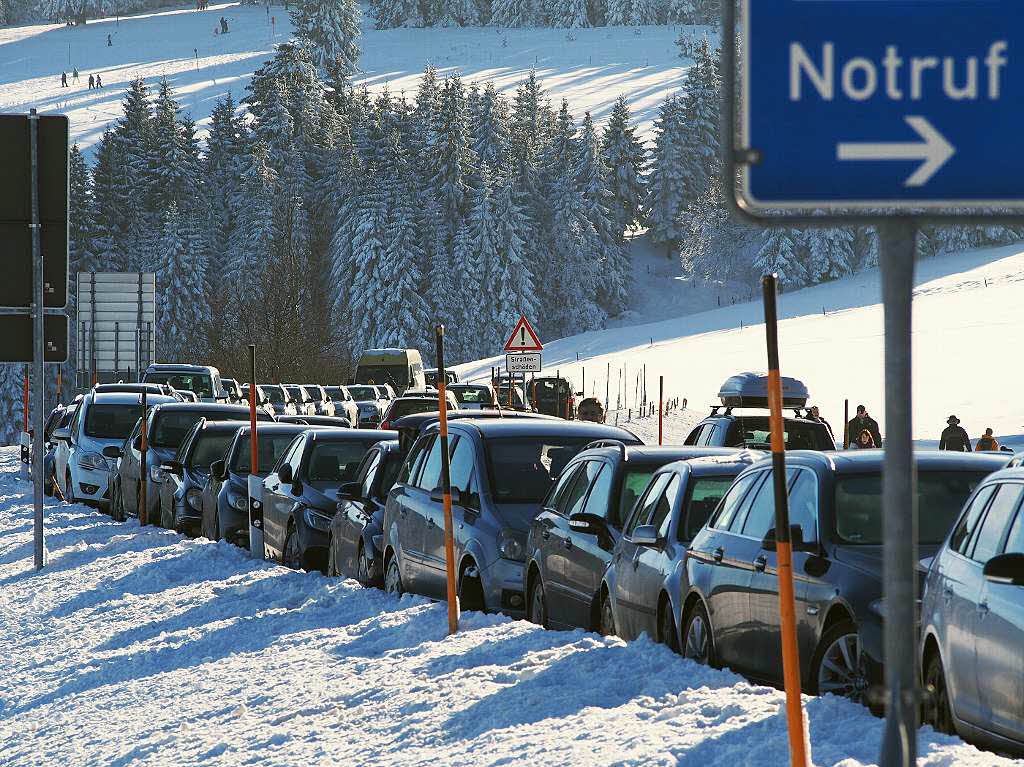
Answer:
[{"left": 30, "top": 109, "right": 44, "bottom": 570}]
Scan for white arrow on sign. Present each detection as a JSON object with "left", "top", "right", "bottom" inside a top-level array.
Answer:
[{"left": 836, "top": 116, "right": 955, "bottom": 187}]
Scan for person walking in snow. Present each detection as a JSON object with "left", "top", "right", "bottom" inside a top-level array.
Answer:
[
  {"left": 107, "top": 33, "right": 112, "bottom": 46},
  {"left": 975, "top": 427, "right": 1000, "bottom": 452},
  {"left": 61, "top": 71, "right": 68, "bottom": 87},
  {"left": 939, "top": 415, "right": 972, "bottom": 452},
  {"left": 95, "top": 73, "right": 102, "bottom": 88},
  {"left": 847, "top": 404, "right": 881, "bottom": 449},
  {"left": 72, "top": 67, "right": 79, "bottom": 83},
  {"left": 88, "top": 74, "right": 94, "bottom": 89}
]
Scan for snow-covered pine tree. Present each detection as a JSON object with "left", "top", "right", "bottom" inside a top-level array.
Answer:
[
  {"left": 555, "top": 0, "right": 589, "bottom": 27},
  {"left": 448, "top": 221, "right": 480, "bottom": 359},
  {"left": 600, "top": 95, "right": 646, "bottom": 242},
  {"left": 290, "top": 0, "right": 361, "bottom": 81},
  {"left": 88, "top": 129, "right": 122, "bottom": 270},
  {"left": 644, "top": 94, "right": 688, "bottom": 253},
  {"left": 489, "top": 0, "right": 534, "bottom": 26},
  {"left": 428, "top": 75, "right": 478, "bottom": 244},
  {"left": 111, "top": 77, "right": 154, "bottom": 270},
  {"left": 665, "top": 0, "right": 693, "bottom": 22},
  {"left": 66, "top": 144, "right": 100, "bottom": 388},
  {"left": 511, "top": 70, "right": 554, "bottom": 152},
  {"left": 632, "top": 0, "right": 662, "bottom": 24},
  {"left": 604, "top": 0, "right": 632, "bottom": 26},
  {"left": 491, "top": 176, "right": 538, "bottom": 340},
  {"left": 802, "top": 224, "right": 854, "bottom": 283},
  {"left": 147, "top": 79, "right": 201, "bottom": 228},
  {"left": 691, "top": 0, "right": 718, "bottom": 24},
  {"left": 228, "top": 142, "right": 278, "bottom": 291},
  {"left": 468, "top": 165, "right": 501, "bottom": 351},
  {"left": 155, "top": 201, "right": 207, "bottom": 361},
  {"left": 432, "top": 0, "right": 479, "bottom": 26},
  {"left": 473, "top": 81, "right": 511, "bottom": 170},
  {"left": 753, "top": 226, "right": 805, "bottom": 286},
  {"left": 202, "top": 94, "right": 248, "bottom": 294},
  {"left": 679, "top": 37, "right": 721, "bottom": 206}
]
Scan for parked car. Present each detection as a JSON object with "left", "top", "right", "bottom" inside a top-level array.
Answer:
[
  {"left": 374, "top": 384, "right": 397, "bottom": 403},
  {"left": 598, "top": 451, "right": 763, "bottom": 646},
  {"left": 157, "top": 419, "right": 244, "bottom": 533},
  {"left": 300, "top": 384, "right": 336, "bottom": 417},
  {"left": 327, "top": 439, "right": 405, "bottom": 585},
  {"left": 525, "top": 444, "right": 739, "bottom": 632},
  {"left": 201, "top": 423, "right": 308, "bottom": 546},
  {"left": 221, "top": 378, "right": 244, "bottom": 404},
  {"left": 38, "top": 402, "right": 78, "bottom": 496},
  {"left": 283, "top": 384, "right": 317, "bottom": 417},
  {"left": 262, "top": 428, "right": 398, "bottom": 571},
  {"left": 345, "top": 384, "right": 389, "bottom": 428},
  {"left": 495, "top": 382, "right": 529, "bottom": 411},
  {"left": 682, "top": 449, "right": 1006, "bottom": 704},
  {"left": 93, "top": 382, "right": 183, "bottom": 400},
  {"left": 526, "top": 377, "right": 577, "bottom": 419},
  {"left": 355, "top": 348, "right": 426, "bottom": 395},
  {"left": 324, "top": 385, "right": 360, "bottom": 425},
  {"left": 425, "top": 368, "right": 459, "bottom": 388},
  {"left": 920, "top": 464, "right": 1024, "bottom": 753},
  {"left": 142, "top": 363, "right": 227, "bottom": 404},
  {"left": 53, "top": 391, "right": 176, "bottom": 509},
  {"left": 239, "top": 384, "right": 277, "bottom": 420},
  {"left": 110, "top": 403, "right": 273, "bottom": 523},
  {"left": 390, "top": 410, "right": 564, "bottom": 453},
  {"left": 448, "top": 383, "right": 497, "bottom": 410},
  {"left": 684, "top": 372, "right": 836, "bottom": 451},
  {"left": 379, "top": 392, "right": 460, "bottom": 430},
  {"left": 259, "top": 384, "right": 298, "bottom": 417},
  {"left": 276, "top": 415, "right": 352, "bottom": 428},
  {"left": 381, "top": 420, "right": 642, "bottom": 616}
]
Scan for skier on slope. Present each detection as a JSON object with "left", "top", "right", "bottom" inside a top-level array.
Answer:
[{"left": 939, "top": 415, "right": 972, "bottom": 452}]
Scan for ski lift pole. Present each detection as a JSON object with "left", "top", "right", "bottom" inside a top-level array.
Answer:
[
  {"left": 436, "top": 325, "right": 458, "bottom": 635},
  {"left": 762, "top": 273, "right": 809, "bottom": 767}
]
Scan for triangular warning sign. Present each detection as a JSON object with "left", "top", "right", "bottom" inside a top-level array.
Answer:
[{"left": 504, "top": 315, "right": 543, "bottom": 352}]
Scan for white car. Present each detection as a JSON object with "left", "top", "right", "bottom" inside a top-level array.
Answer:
[
  {"left": 53, "top": 391, "right": 176, "bottom": 508},
  {"left": 325, "top": 385, "right": 361, "bottom": 425}
]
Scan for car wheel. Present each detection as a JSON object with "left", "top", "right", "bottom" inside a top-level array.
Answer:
[
  {"left": 924, "top": 652, "right": 955, "bottom": 735},
  {"left": 161, "top": 501, "right": 173, "bottom": 530},
  {"left": 458, "top": 565, "right": 486, "bottom": 613},
  {"left": 111, "top": 481, "right": 124, "bottom": 522},
  {"left": 810, "top": 620, "right": 871, "bottom": 704},
  {"left": 659, "top": 598, "right": 680, "bottom": 653},
  {"left": 327, "top": 537, "right": 339, "bottom": 577},
  {"left": 599, "top": 590, "right": 616, "bottom": 636},
  {"left": 283, "top": 524, "right": 303, "bottom": 570},
  {"left": 65, "top": 470, "right": 76, "bottom": 504},
  {"left": 527, "top": 574, "right": 548, "bottom": 628},
  {"left": 384, "top": 554, "right": 403, "bottom": 596},
  {"left": 356, "top": 542, "right": 375, "bottom": 585},
  {"left": 682, "top": 601, "right": 715, "bottom": 666}
]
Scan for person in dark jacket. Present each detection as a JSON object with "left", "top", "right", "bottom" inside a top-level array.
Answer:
[
  {"left": 807, "top": 406, "right": 835, "bottom": 440},
  {"left": 847, "top": 405, "right": 881, "bottom": 448},
  {"left": 850, "top": 429, "right": 876, "bottom": 449},
  {"left": 61, "top": 71, "right": 68, "bottom": 87},
  {"left": 975, "top": 427, "right": 999, "bottom": 452},
  {"left": 939, "top": 415, "right": 972, "bottom": 452}
]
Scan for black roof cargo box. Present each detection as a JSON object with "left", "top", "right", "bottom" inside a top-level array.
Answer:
[{"left": 718, "top": 372, "right": 809, "bottom": 409}]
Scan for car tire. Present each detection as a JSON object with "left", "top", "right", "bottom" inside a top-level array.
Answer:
[
  {"left": 65, "top": 470, "right": 76, "bottom": 505},
  {"left": 283, "top": 523, "right": 303, "bottom": 570},
  {"left": 111, "top": 480, "right": 124, "bottom": 522},
  {"left": 809, "top": 620, "right": 872, "bottom": 704},
  {"left": 924, "top": 652, "right": 955, "bottom": 735},
  {"left": 658, "top": 598, "right": 680, "bottom": 653},
  {"left": 682, "top": 601, "right": 716, "bottom": 666},
  {"left": 160, "top": 501, "right": 173, "bottom": 531},
  {"left": 458, "top": 565, "right": 486, "bottom": 613},
  {"left": 384, "top": 554, "right": 403, "bottom": 596},
  {"left": 327, "top": 536, "right": 339, "bottom": 577},
  {"left": 527, "top": 573, "right": 549, "bottom": 628},
  {"left": 356, "top": 542, "right": 375, "bottom": 585},
  {"left": 598, "top": 590, "right": 616, "bottom": 637}
]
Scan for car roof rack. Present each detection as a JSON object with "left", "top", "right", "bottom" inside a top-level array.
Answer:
[{"left": 582, "top": 439, "right": 628, "bottom": 461}]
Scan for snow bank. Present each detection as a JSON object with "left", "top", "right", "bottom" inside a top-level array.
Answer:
[{"left": 0, "top": 447, "right": 1015, "bottom": 766}]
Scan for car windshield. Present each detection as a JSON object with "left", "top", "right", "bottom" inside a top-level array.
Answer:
[
  {"left": 389, "top": 399, "right": 447, "bottom": 419},
  {"left": 356, "top": 365, "right": 408, "bottom": 387},
  {"left": 725, "top": 416, "right": 833, "bottom": 450},
  {"left": 496, "top": 385, "right": 525, "bottom": 408},
  {"left": 347, "top": 386, "right": 378, "bottom": 401},
  {"left": 452, "top": 386, "right": 491, "bottom": 404},
  {"left": 84, "top": 403, "right": 143, "bottom": 440},
  {"left": 529, "top": 379, "right": 571, "bottom": 403},
  {"left": 285, "top": 386, "right": 305, "bottom": 402},
  {"left": 304, "top": 387, "right": 324, "bottom": 402},
  {"left": 145, "top": 372, "right": 214, "bottom": 399},
  {"left": 619, "top": 469, "right": 656, "bottom": 526},
  {"left": 324, "top": 387, "right": 347, "bottom": 401},
  {"left": 231, "top": 433, "right": 298, "bottom": 474},
  {"left": 485, "top": 436, "right": 594, "bottom": 504},
  {"left": 262, "top": 386, "right": 285, "bottom": 404},
  {"left": 307, "top": 441, "right": 373, "bottom": 484},
  {"left": 190, "top": 432, "right": 234, "bottom": 469},
  {"left": 834, "top": 470, "right": 989, "bottom": 545}
]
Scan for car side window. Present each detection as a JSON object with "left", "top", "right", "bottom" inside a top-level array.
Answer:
[
  {"left": 684, "top": 424, "right": 704, "bottom": 446},
  {"left": 654, "top": 475, "right": 681, "bottom": 538},
  {"left": 712, "top": 473, "right": 761, "bottom": 531},
  {"left": 628, "top": 473, "right": 672, "bottom": 535},
  {"left": 786, "top": 468, "right": 819, "bottom": 544},
  {"left": 399, "top": 435, "right": 432, "bottom": 485},
  {"left": 417, "top": 437, "right": 444, "bottom": 491},
  {"left": 449, "top": 436, "right": 476, "bottom": 497},
  {"left": 581, "top": 463, "right": 615, "bottom": 524},
  {"left": 287, "top": 436, "right": 306, "bottom": 476},
  {"left": 680, "top": 476, "right": 735, "bottom": 542},
  {"left": 274, "top": 436, "right": 301, "bottom": 473},
  {"left": 699, "top": 426, "right": 717, "bottom": 447},
  {"left": 950, "top": 484, "right": 997, "bottom": 554},
  {"left": 740, "top": 473, "right": 777, "bottom": 540},
  {"left": 360, "top": 451, "right": 382, "bottom": 499},
  {"left": 1003, "top": 506, "right": 1024, "bottom": 554},
  {"left": 543, "top": 463, "right": 582, "bottom": 512},
  {"left": 560, "top": 461, "right": 598, "bottom": 518},
  {"left": 969, "top": 483, "right": 1024, "bottom": 563}
]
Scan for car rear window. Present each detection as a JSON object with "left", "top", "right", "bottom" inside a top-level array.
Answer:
[
  {"left": 262, "top": 386, "right": 285, "bottom": 404},
  {"left": 191, "top": 432, "right": 235, "bottom": 468},
  {"left": 151, "top": 411, "right": 252, "bottom": 448},
  {"left": 389, "top": 399, "right": 448, "bottom": 419},
  {"left": 347, "top": 386, "right": 377, "bottom": 400},
  {"left": 485, "top": 437, "right": 592, "bottom": 504},
  {"left": 452, "top": 386, "right": 492, "bottom": 404},
  {"left": 307, "top": 441, "right": 374, "bottom": 483},
  {"left": 231, "top": 433, "right": 300, "bottom": 474},
  {"left": 145, "top": 372, "right": 213, "bottom": 399},
  {"left": 725, "top": 416, "right": 833, "bottom": 450},
  {"left": 835, "top": 470, "right": 988, "bottom": 545},
  {"left": 681, "top": 477, "right": 736, "bottom": 541},
  {"left": 84, "top": 404, "right": 144, "bottom": 440},
  {"left": 619, "top": 469, "right": 656, "bottom": 526}
]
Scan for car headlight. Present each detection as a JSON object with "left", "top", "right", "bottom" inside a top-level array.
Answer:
[
  {"left": 228, "top": 491, "right": 247, "bottom": 511},
  {"left": 186, "top": 488, "right": 203, "bottom": 510},
  {"left": 497, "top": 529, "right": 527, "bottom": 562},
  {"left": 78, "top": 452, "right": 106, "bottom": 471},
  {"left": 304, "top": 507, "right": 332, "bottom": 531},
  {"left": 150, "top": 465, "right": 162, "bottom": 483}
]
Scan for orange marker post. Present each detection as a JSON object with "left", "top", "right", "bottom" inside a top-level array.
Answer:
[
  {"left": 435, "top": 325, "right": 458, "bottom": 635},
  {"left": 762, "top": 274, "right": 809, "bottom": 767}
]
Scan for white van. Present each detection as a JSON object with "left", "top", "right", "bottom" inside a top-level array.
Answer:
[
  {"left": 142, "top": 364, "right": 227, "bottom": 404},
  {"left": 354, "top": 349, "right": 425, "bottom": 395}
]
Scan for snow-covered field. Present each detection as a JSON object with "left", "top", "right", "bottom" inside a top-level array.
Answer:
[
  {"left": 0, "top": 1, "right": 691, "bottom": 154},
  {"left": 459, "top": 242, "right": 1024, "bottom": 445},
  {"left": 0, "top": 447, "right": 1017, "bottom": 767}
]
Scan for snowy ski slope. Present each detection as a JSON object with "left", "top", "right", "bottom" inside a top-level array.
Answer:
[
  {"left": 459, "top": 242, "right": 1024, "bottom": 444},
  {"left": 0, "top": 448, "right": 1017, "bottom": 766},
  {"left": 0, "top": 1, "right": 694, "bottom": 154}
]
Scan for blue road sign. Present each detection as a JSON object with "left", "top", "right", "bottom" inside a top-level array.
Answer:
[{"left": 739, "top": 0, "right": 1023, "bottom": 211}]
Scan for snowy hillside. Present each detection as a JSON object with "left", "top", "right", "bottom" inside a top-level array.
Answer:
[
  {"left": 459, "top": 242, "right": 1024, "bottom": 444},
  {"left": 0, "top": 1, "right": 693, "bottom": 154},
  {"left": 0, "top": 448, "right": 1016, "bottom": 767}
]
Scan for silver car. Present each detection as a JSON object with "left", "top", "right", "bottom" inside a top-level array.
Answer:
[{"left": 920, "top": 465, "right": 1024, "bottom": 754}]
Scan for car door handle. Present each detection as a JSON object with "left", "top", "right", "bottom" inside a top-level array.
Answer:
[
  {"left": 426, "top": 518, "right": 435, "bottom": 528},
  {"left": 942, "top": 587, "right": 954, "bottom": 601},
  {"left": 978, "top": 601, "right": 990, "bottom": 616},
  {"left": 754, "top": 556, "right": 767, "bottom": 572},
  {"left": 712, "top": 547, "right": 724, "bottom": 563},
  {"left": 563, "top": 538, "right": 573, "bottom": 550}
]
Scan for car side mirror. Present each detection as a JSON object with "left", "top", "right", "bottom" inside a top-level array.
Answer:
[
  {"left": 210, "top": 459, "right": 226, "bottom": 481},
  {"left": 277, "top": 464, "right": 293, "bottom": 484},
  {"left": 762, "top": 524, "right": 812, "bottom": 552},
  {"left": 629, "top": 524, "right": 660, "bottom": 546},
  {"left": 102, "top": 445, "right": 123, "bottom": 459},
  {"left": 983, "top": 552, "right": 1024, "bottom": 586},
  {"left": 53, "top": 426, "right": 71, "bottom": 442},
  {"left": 337, "top": 481, "right": 361, "bottom": 501},
  {"left": 568, "top": 512, "right": 608, "bottom": 536},
  {"left": 430, "top": 486, "right": 468, "bottom": 507}
]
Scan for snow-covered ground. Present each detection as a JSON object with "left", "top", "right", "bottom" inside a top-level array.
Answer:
[
  {"left": 459, "top": 242, "right": 1024, "bottom": 445},
  {"left": 0, "top": 447, "right": 1017, "bottom": 766},
  {"left": 0, "top": 2, "right": 692, "bottom": 154}
]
